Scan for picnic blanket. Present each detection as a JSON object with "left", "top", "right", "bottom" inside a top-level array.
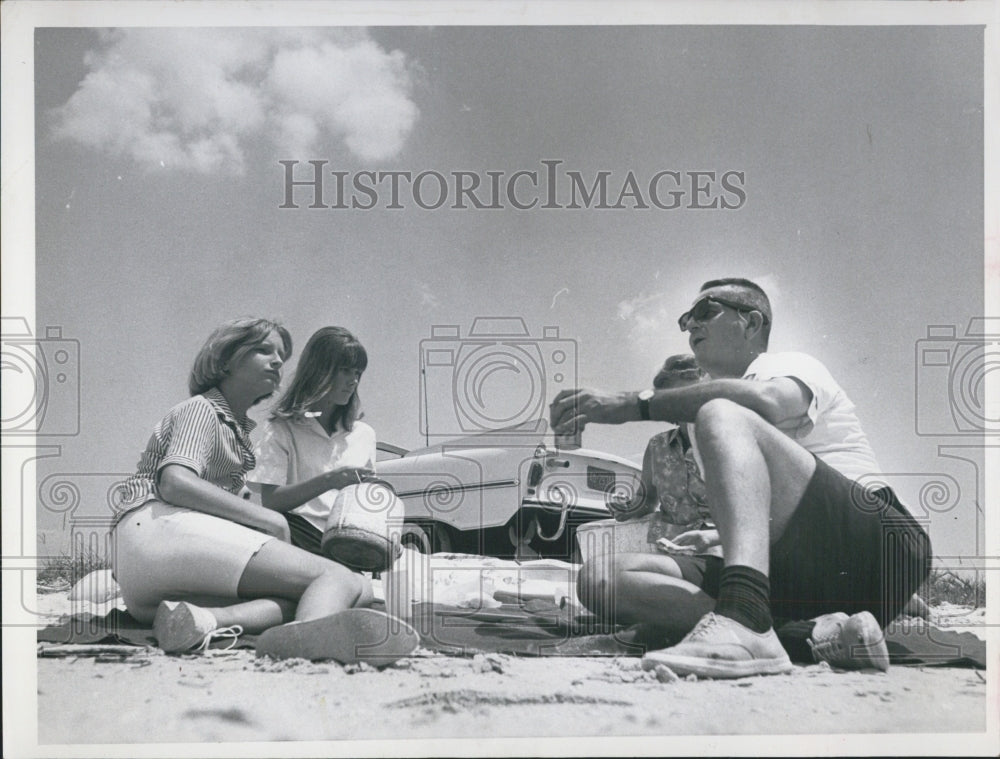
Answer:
[{"left": 37, "top": 601, "right": 986, "bottom": 668}]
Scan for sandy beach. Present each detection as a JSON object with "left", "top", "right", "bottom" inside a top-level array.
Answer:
[
  {"left": 37, "top": 644, "right": 988, "bottom": 745},
  {"left": 33, "top": 589, "right": 992, "bottom": 752}
]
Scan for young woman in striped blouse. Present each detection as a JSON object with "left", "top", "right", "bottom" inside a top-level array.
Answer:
[{"left": 112, "top": 318, "right": 417, "bottom": 662}]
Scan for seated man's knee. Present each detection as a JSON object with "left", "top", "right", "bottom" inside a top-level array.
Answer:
[
  {"left": 577, "top": 554, "right": 641, "bottom": 618},
  {"left": 694, "top": 398, "right": 751, "bottom": 447},
  {"left": 577, "top": 555, "right": 623, "bottom": 615},
  {"left": 577, "top": 557, "right": 607, "bottom": 598},
  {"left": 695, "top": 397, "right": 745, "bottom": 427}
]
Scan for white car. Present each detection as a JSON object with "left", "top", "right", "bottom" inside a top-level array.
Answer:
[{"left": 376, "top": 427, "right": 642, "bottom": 562}]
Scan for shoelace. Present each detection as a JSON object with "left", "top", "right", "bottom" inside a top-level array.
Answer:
[
  {"left": 684, "top": 613, "right": 721, "bottom": 641},
  {"left": 809, "top": 623, "right": 876, "bottom": 664},
  {"left": 807, "top": 632, "right": 844, "bottom": 661},
  {"left": 195, "top": 624, "right": 244, "bottom": 652}
]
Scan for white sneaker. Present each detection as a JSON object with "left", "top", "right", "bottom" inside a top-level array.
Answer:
[
  {"left": 809, "top": 611, "right": 889, "bottom": 672},
  {"left": 640, "top": 612, "right": 793, "bottom": 679},
  {"left": 152, "top": 601, "right": 243, "bottom": 653}
]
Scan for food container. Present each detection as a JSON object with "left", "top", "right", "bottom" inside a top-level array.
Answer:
[
  {"left": 321, "top": 478, "right": 402, "bottom": 572},
  {"left": 553, "top": 429, "right": 583, "bottom": 450},
  {"left": 575, "top": 514, "right": 665, "bottom": 564}
]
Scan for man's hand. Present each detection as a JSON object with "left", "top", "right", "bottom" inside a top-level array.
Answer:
[{"left": 549, "top": 388, "right": 641, "bottom": 435}]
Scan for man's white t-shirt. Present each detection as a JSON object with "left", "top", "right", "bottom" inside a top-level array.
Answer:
[
  {"left": 249, "top": 416, "right": 377, "bottom": 532},
  {"left": 690, "top": 352, "right": 882, "bottom": 483}
]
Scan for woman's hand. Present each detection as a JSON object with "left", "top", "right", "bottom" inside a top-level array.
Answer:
[
  {"left": 258, "top": 464, "right": 375, "bottom": 513},
  {"left": 322, "top": 465, "right": 375, "bottom": 491}
]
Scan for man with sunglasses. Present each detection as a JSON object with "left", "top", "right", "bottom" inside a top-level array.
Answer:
[{"left": 551, "top": 277, "right": 931, "bottom": 678}]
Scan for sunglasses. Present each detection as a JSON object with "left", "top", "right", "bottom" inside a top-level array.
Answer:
[{"left": 678, "top": 296, "right": 769, "bottom": 332}]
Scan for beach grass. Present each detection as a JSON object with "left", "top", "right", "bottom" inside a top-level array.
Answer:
[
  {"left": 37, "top": 548, "right": 111, "bottom": 589},
  {"left": 921, "top": 568, "right": 986, "bottom": 608}
]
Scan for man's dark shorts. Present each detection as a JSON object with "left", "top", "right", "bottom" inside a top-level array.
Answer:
[{"left": 673, "top": 457, "right": 932, "bottom": 626}]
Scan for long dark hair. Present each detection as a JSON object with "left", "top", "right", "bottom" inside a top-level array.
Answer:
[{"left": 272, "top": 326, "right": 367, "bottom": 431}]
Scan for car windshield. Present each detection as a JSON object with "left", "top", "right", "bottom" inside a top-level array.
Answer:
[{"left": 376, "top": 442, "right": 409, "bottom": 462}]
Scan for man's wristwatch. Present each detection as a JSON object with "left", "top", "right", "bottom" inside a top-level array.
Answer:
[{"left": 638, "top": 389, "right": 655, "bottom": 421}]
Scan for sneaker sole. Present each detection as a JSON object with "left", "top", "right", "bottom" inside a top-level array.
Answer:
[
  {"left": 255, "top": 608, "right": 419, "bottom": 666},
  {"left": 822, "top": 611, "right": 889, "bottom": 672},
  {"left": 152, "top": 601, "right": 204, "bottom": 653},
  {"left": 848, "top": 611, "right": 889, "bottom": 670},
  {"left": 641, "top": 650, "right": 794, "bottom": 679}
]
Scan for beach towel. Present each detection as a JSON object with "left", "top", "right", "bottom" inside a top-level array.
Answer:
[{"left": 37, "top": 601, "right": 986, "bottom": 668}]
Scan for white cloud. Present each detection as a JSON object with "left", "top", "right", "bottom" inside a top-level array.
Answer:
[
  {"left": 268, "top": 39, "right": 417, "bottom": 162},
  {"left": 50, "top": 29, "right": 419, "bottom": 174},
  {"left": 617, "top": 290, "right": 683, "bottom": 369},
  {"left": 418, "top": 281, "right": 440, "bottom": 310}
]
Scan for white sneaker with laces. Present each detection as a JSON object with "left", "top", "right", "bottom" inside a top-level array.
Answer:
[
  {"left": 640, "top": 612, "right": 793, "bottom": 679},
  {"left": 809, "top": 611, "right": 889, "bottom": 672},
  {"left": 152, "top": 600, "right": 243, "bottom": 653}
]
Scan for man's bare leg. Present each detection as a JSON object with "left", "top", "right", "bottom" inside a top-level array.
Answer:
[
  {"left": 695, "top": 398, "right": 816, "bottom": 571},
  {"left": 641, "top": 398, "right": 818, "bottom": 678},
  {"left": 577, "top": 552, "right": 716, "bottom": 640}
]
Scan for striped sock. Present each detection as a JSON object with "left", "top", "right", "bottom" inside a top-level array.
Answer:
[{"left": 715, "top": 565, "right": 773, "bottom": 634}]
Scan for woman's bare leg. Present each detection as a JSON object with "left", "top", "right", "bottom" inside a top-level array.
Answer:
[
  {"left": 203, "top": 598, "right": 297, "bottom": 634},
  {"left": 235, "top": 539, "right": 373, "bottom": 622}
]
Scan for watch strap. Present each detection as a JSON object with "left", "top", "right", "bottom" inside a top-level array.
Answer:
[{"left": 639, "top": 393, "right": 651, "bottom": 421}]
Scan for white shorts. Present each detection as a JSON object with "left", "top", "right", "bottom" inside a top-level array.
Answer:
[{"left": 111, "top": 500, "right": 274, "bottom": 623}]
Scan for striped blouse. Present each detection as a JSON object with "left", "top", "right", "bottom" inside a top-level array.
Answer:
[{"left": 115, "top": 388, "right": 257, "bottom": 522}]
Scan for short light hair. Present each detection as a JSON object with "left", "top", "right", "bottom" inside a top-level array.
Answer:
[
  {"left": 188, "top": 318, "right": 293, "bottom": 396},
  {"left": 700, "top": 277, "right": 772, "bottom": 346}
]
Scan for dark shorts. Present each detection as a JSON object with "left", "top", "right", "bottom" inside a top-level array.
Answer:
[
  {"left": 672, "top": 457, "right": 932, "bottom": 626},
  {"left": 672, "top": 551, "right": 725, "bottom": 591},
  {"left": 285, "top": 512, "right": 324, "bottom": 556}
]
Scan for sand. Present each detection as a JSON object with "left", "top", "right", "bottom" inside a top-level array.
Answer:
[
  {"left": 37, "top": 646, "right": 988, "bottom": 744},
  {"left": 30, "top": 592, "right": 995, "bottom": 754}
]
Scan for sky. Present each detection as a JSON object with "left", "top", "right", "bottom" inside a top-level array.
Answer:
[{"left": 5, "top": 13, "right": 993, "bottom": 568}]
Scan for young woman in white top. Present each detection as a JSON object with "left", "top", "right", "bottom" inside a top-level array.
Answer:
[{"left": 250, "top": 326, "right": 377, "bottom": 555}]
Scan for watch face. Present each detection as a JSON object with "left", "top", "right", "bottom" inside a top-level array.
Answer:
[{"left": 639, "top": 389, "right": 655, "bottom": 401}]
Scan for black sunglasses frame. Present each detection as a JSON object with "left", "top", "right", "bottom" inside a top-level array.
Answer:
[{"left": 678, "top": 296, "right": 770, "bottom": 332}]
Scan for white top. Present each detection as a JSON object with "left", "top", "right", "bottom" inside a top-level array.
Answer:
[
  {"left": 691, "top": 352, "right": 882, "bottom": 483},
  {"left": 249, "top": 416, "right": 377, "bottom": 532}
]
